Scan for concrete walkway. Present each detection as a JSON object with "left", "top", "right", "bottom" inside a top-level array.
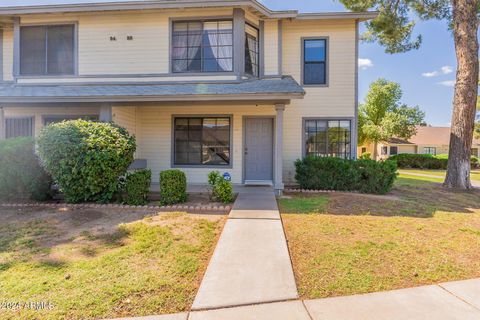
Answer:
[
  {"left": 191, "top": 190, "right": 298, "bottom": 310},
  {"left": 399, "top": 170, "right": 480, "bottom": 187},
  {"left": 113, "top": 278, "right": 480, "bottom": 320}
]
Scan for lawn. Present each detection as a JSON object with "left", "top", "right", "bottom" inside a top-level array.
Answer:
[
  {"left": 399, "top": 169, "right": 480, "bottom": 182},
  {"left": 280, "top": 176, "right": 480, "bottom": 299},
  {"left": 0, "top": 207, "right": 225, "bottom": 320}
]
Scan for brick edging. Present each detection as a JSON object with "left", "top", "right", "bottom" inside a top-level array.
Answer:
[
  {"left": 285, "top": 188, "right": 358, "bottom": 194},
  {"left": 0, "top": 202, "right": 231, "bottom": 213}
]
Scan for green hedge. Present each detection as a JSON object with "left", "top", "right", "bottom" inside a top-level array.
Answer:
[
  {"left": 37, "top": 120, "right": 136, "bottom": 203},
  {"left": 387, "top": 154, "right": 447, "bottom": 169},
  {"left": 120, "top": 169, "right": 152, "bottom": 205},
  {"left": 295, "top": 156, "right": 397, "bottom": 195},
  {"left": 159, "top": 169, "right": 187, "bottom": 205},
  {"left": 0, "top": 137, "right": 52, "bottom": 201},
  {"left": 207, "top": 171, "right": 234, "bottom": 203}
]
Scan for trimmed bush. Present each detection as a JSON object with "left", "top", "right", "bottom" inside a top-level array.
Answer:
[
  {"left": 294, "top": 156, "right": 359, "bottom": 191},
  {"left": 119, "top": 169, "right": 152, "bottom": 205},
  {"left": 207, "top": 171, "right": 234, "bottom": 203},
  {"left": 355, "top": 159, "right": 398, "bottom": 194},
  {"left": 388, "top": 154, "right": 448, "bottom": 169},
  {"left": 0, "top": 137, "right": 52, "bottom": 201},
  {"left": 294, "top": 156, "right": 397, "bottom": 195},
  {"left": 37, "top": 120, "right": 136, "bottom": 203},
  {"left": 159, "top": 169, "right": 187, "bottom": 205}
]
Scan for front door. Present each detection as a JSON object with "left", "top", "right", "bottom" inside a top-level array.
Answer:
[{"left": 244, "top": 118, "right": 274, "bottom": 182}]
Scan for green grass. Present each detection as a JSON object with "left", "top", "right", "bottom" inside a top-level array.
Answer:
[
  {"left": 0, "top": 212, "right": 224, "bottom": 320},
  {"left": 278, "top": 195, "right": 329, "bottom": 214},
  {"left": 398, "top": 172, "right": 445, "bottom": 184},
  {"left": 281, "top": 177, "right": 480, "bottom": 299},
  {"left": 399, "top": 169, "right": 480, "bottom": 182}
]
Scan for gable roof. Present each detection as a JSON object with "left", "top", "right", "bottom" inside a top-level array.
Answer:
[
  {"left": 390, "top": 126, "right": 480, "bottom": 146},
  {"left": 0, "top": 76, "right": 305, "bottom": 103},
  {"left": 0, "top": 0, "right": 378, "bottom": 21}
]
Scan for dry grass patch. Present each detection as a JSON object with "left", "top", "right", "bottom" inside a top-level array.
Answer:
[
  {"left": 0, "top": 207, "right": 225, "bottom": 320},
  {"left": 281, "top": 177, "right": 480, "bottom": 299}
]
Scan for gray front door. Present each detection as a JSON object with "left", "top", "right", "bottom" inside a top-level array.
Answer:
[{"left": 244, "top": 118, "right": 274, "bottom": 181}]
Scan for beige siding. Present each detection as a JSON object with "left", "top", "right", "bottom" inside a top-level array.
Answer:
[
  {"left": 282, "top": 19, "right": 357, "bottom": 181},
  {"left": 263, "top": 20, "right": 279, "bottom": 76},
  {"left": 137, "top": 105, "right": 275, "bottom": 184},
  {"left": 2, "top": 27, "right": 14, "bottom": 81},
  {"left": 19, "top": 8, "right": 233, "bottom": 77},
  {"left": 417, "top": 144, "right": 449, "bottom": 155},
  {"left": 4, "top": 106, "right": 100, "bottom": 136}
]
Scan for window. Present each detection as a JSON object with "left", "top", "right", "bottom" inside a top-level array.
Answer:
[
  {"left": 43, "top": 115, "right": 99, "bottom": 126},
  {"left": 304, "top": 119, "right": 351, "bottom": 158},
  {"left": 5, "top": 117, "right": 34, "bottom": 138},
  {"left": 390, "top": 146, "right": 398, "bottom": 155},
  {"left": 472, "top": 148, "right": 479, "bottom": 156},
  {"left": 174, "top": 117, "right": 231, "bottom": 166},
  {"left": 424, "top": 147, "right": 436, "bottom": 155},
  {"left": 245, "top": 24, "right": 259, "bottom": 77},
  {"left": 381, "top": 146, "right": 388, "bottom": 155},
  {"left": 20, "top": 25, "right": 75, "bottom": 76},
  {"left": 172, "top": 20, "right": 233, "bottom": 73},
  {"left": 361, "top": 147, "right": 367, "bottom": 154},
  {"left": 303, "top": 38, "right": 327, "bottom": 85}
]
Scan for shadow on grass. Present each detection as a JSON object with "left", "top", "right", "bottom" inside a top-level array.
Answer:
[{"left": 280, "top": 177, "right": 480, "bottom": 218}]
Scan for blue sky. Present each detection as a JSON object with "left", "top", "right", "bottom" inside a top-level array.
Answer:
[{"left": 1, "top": 0, "right": 457, "bottom": 126}]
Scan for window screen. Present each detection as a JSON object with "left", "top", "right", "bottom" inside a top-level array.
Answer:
[
  {"left": 20, "top": 25, "right": 75, "bottom": 76},
  {"left": 245, "top": 24, "right": 259, "bottom": 77},
  {"left": 174, "top": 117, "right": 231, "bottom": 165},
  {"left": 303, "top": 39, "right": 327, "bottom": 85},
  {"left": 304, "top": 119, "right": 351, "bottom": 158},
  {"left": 5, "top": 117, "right": 34, "bottom": 139}
]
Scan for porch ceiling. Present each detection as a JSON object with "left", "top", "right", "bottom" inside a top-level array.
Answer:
[{"left": 0, "top": 76, "right": 305, "bottom": 104}]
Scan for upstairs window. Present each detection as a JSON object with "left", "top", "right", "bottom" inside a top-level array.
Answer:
[
  {"left": 303, "top": 38, "right": 327, "bottom": 85},
  {"left": 20, "top": 25, "right": 75, "bottom": 76},
  {"left": 172, "top": 20, "right": 233, "bottom": 73},
  {"left": 245, "top": 24, "right": 259, "bottom": 77}
]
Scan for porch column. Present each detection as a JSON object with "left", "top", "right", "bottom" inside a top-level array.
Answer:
[
  {"left": 274, "top": 104, "right": 285, "bottom": 195},
  {"left": 0, "top": 107, "right": 5, "bottom": 140},
  {"left": 99, "top": 104, "right": 112, "bottom": 122}
]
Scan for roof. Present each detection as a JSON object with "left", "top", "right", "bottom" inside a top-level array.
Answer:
[
  {"left": 0, "top": 76, "right": 305, "bottom": 103},
  {"left": 389, "top": 126, "right": 480, "bottom": 146},
  {"left": 387, "top": 137, "right": 413, "bottom": 145},
  {"left": 0, "top": 0, "right": 378, "bottom": 21}
]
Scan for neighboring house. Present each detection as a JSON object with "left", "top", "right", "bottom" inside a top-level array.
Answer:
[
  {"left": 359, "top": 126, "right": 480, "bottom": 160},
  {"left": 0, "top": 0, "right": 376, "bottom": 194}
]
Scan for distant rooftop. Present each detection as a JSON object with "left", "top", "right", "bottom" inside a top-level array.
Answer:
[{"left": 389, "top": 126, "right": 480, "bottom": 146}]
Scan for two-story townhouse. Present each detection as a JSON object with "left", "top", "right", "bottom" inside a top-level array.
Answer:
[{"left": 0, "top": 0, "right": 376, "bottom": 194}]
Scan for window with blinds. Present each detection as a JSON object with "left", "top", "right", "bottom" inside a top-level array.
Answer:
[{"left": 5, "top": 117, "right": 34, "bottom": 139}]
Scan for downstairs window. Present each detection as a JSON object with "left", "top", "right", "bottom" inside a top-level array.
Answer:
[
  {"left": 173, "top": 117, "right": 231, "bottom": 166},
  {"left": 304, "top": 119, "right": 351, "bottom": 158}
]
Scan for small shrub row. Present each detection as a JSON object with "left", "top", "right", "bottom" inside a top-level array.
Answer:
[
  {"left": 0, "top": 137, "right": 52, "bottom": 201},
  {"left": 119, "top": 169, "right": 152, "bottom": 205},
  {"left": 295, "top": 156, "right": 397, "bottom": 195},
  {"left": 387, "top": 154, "right": 448, "bottom": 169},
  {"left": 208, "top": 171, "right": 234, "bottom": 203}
]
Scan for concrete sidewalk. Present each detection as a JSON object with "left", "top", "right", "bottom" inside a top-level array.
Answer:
[
  {"left": 191, "top": 191, "right": 298, "bottom": 310},
  {"left": 113, "top": 278, "right": 480, "bottom": 320}
]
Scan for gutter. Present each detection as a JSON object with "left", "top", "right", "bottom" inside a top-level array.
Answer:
[{"left": 0, "top": 0, "right": 376, "bottom": 21}]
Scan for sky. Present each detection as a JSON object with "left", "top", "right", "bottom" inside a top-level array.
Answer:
[{"left": 0, "top": 0, "right": 458, "bottom": 126}]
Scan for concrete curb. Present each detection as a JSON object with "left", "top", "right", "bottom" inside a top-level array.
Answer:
[{"left": 0, "top": 202, "right": 231, "bottom": 213}]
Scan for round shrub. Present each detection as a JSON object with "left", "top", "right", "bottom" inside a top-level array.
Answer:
[
  {"left": 119, "top": 169, "right": 152, "bottom": 205},
  {"left": 159, "top": 169, "right": 187, "bottom": 205},
  {"left": 37, "top": 120, "right": 136, "bottom": 203},
  {"left": 0, "top": 137, "right": 52, "bottom": 201}
]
